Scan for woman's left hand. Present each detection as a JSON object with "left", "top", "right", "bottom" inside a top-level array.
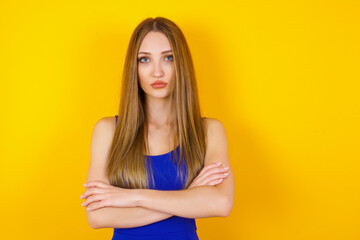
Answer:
[{"left": 80, "top": 180, "right": 138, "bottom": 211}]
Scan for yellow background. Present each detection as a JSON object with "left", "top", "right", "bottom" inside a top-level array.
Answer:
[{"left": 1, "top": 0, "right": 359, "bottom": 239}]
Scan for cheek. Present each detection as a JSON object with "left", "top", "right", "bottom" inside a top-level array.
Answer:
[
  {"left": 137, "top": 67, "right": 147, "bottom": 81},
  {"left": 138, "top": 67, "right": 153, "bottom": 91},
  {"left": 164, "top": 65, "right": 175, "bottom": 78}
]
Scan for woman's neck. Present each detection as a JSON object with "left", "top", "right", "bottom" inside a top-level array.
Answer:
[{"left": 146, "top": 96, "right": 173, "bottom": 128}]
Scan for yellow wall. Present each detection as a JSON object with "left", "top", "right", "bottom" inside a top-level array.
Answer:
[{"left": 1, "top": 0, "right": 359, "bottom": 239}]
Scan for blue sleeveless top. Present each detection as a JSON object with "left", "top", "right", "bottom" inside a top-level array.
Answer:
[{"left": 112, "top": 115, "right": 206, "bottom": 240}]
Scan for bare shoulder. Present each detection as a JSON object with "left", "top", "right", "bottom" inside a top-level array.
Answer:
[
  {"left": 202, "top": 118, "right": 228, "bottom": 165},
  {"left": 91, "top": 116, "right": 117, "bottom": 150},
  {"left": 90, "top": 116, "right": 117, "bottom": 154},
  {"left": 92, "top": 116, "right": 116, "bottom": 134},
  {"left": 202, "top": 118, "right": 228, "bottom": 144},
  {"left": 87, "top": 116, "right": 117, "bottom": 184}
]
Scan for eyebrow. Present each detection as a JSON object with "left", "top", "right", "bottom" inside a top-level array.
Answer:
[{"left": 138, "top": 50, "right": 173, "bottom": 55}]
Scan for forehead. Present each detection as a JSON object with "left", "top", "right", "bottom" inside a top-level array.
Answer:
[{"left": 138, "top": 31, "right": 172, "bottom": 53}]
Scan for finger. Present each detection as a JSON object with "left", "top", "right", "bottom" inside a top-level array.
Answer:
[
  {"left": 86, "top": 199, "right": 109, "bottom": 211},
  {"left": 200, "top": 162, "right": 223, "bottom": 174},
  {"left": 205, "top": 177, "right": 226, "bottom": 186},
  {"left": 202, "top": 172, "right": 229, "bottom": 185},
  {"left": 190, "top": 176, "right": 226, "bottom": 188},
  {"left": 195, "top": 166, "right": 229, "bottom": 184},
  {"left": 211, "top": 178, "right": 224, "bottom": 186},
  {"left": 188, "top": 163, "right": 227, "bottom": 188},
  {"left": 193, "top": 163, "right": 223, "bottom": 183},
  {"left": 199, "top": 163, "right": 228, "bottom": 179},
  {"left": 81, "top": 194, "right": 104, "bottom": 207},
  {"left": 188, "top": 164, "right": 219, "bottom": 186},
  {"left": 190, "top": 167, "right": 220, "bottom": 187},
  {"left": 81, "top": 187, "right": 107, "bottom": 199},
  {"left": 86, "top": 195, "right": 112, "bottom": 211},
  {"left": 196, "top": 175, "right": 219, "bottom": 186},
  {"left": 84, "top": 180, "right": 109, "bottom": 188},
  {"left": 81, "top": 192, "right": 107, "bottom": 207},
  {"left": 196, "top": 169, "right": 229, "bottom": 186},
  {"left": 84, "top": 180, "right": 109, "bottom": 189}
]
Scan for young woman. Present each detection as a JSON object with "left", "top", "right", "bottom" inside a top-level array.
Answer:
[{"left": 80, "top": 17, "right": 234, "bottom": 240}]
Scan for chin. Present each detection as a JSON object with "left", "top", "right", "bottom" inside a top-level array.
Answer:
[{"left": 148, "top": 92, "right": 170, "bottom": 99}]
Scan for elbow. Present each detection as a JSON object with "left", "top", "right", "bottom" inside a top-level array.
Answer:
[
  {"left": 218, "top": 195, "right": 233, "bottom": 217},
  {"left": 86, "top": 212, "right": 103, "bottom": 229},
  {"left": 88, "top": 217, "right": 100, "bottom": 229},
  {"left": 89, "top": 221, "right": 100, "bottom": 229}
]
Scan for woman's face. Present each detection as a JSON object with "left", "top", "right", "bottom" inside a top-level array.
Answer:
[{"left": 137, "top": 31, "right": 175, "bottom": 99}]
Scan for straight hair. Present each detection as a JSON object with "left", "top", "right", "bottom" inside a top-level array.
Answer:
[{"left": 106, "top": 17, "right": 207, "bottom": 189}]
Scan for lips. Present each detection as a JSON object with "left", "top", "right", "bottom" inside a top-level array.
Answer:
[
  {"left": 151, "top": 80, "right": 167, "bottom": 89},
  {"left": 151, "top": 80, "right": 166, "bottom": 85}
]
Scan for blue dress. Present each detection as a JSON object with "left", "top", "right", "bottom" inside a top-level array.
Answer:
[{"left": 111, "top": 115, "right": 204, "bottom": 240}]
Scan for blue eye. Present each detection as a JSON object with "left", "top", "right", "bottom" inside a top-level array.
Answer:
[
  {"left": 165, "top": 55, "right": 174, "bottom": 61},
  {"left": 138, "top": 57, "right": 149, "bottom": 63},
  {"left": 138, "top": 55, "right": 174, "bottom": 63}
]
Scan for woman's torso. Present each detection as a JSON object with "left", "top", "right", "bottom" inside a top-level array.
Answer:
[{"left": 112, "top": 115, "right": 201, "bottom": 240}]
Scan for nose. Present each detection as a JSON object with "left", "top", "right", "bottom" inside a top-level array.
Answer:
[{"left": 153, "top": 61, "right": 164, "bottom": 78}]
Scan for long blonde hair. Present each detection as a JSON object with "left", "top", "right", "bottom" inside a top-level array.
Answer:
[{"left": 106, "top": 17, "right": 207, "bottom": 189}]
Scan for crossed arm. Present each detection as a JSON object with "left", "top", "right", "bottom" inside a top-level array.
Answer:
[
  {"left": 85, "top": 182, "right": 232, "bottom": 229},
  {"left": 83, "top": 117, "right": 234, "bottom": 229},
  {"left": 85, "top": 202, "right": 173, "bottom": 229}
]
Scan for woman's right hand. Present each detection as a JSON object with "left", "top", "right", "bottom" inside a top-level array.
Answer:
[{"left": 187, "top": 162, "right": 229, "bottom": 189}]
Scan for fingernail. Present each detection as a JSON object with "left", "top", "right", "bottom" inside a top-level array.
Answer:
[
  {"left": 81, "top": 203, "right": 85, "bottom": 206},
  {"left": 216, "top": 162, "right": 221, "bottom": 165},
  {"left": 223, "top": 173, "right": 229, "bottom": 176},
  {"left": 223, "top": 167, "right": 229, "bottom": 170},
  {"left": 83, "top": 183, "right": 87, "bottom": 187},
  {"left": 80, "top": 195, "right": 83, "bottom": 199}
]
